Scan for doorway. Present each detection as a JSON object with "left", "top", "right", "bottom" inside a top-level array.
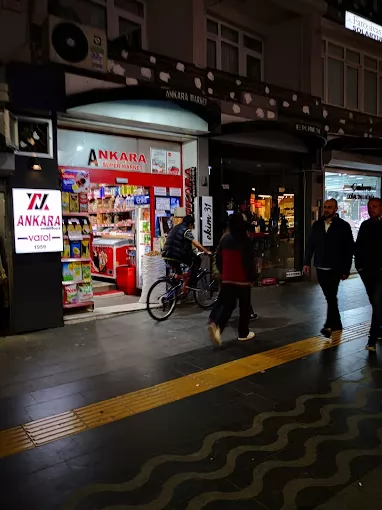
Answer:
[{"left": 0, "top": 180, "right": 10, "bottom": 335}]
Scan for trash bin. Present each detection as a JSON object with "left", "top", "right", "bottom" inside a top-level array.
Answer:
[{"left": 116, "top": 265, "right": 136, "bottom": 295}]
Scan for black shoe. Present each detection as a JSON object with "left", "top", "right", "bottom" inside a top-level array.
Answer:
[
  {"left": 250, "top": 313, "right": 259, "bottom": 320},
  {"left": 320, "top": 327, "right": 332, "bottom": 339}
]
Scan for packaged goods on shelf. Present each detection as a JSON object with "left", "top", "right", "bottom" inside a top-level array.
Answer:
[{"left": 63, "top": 284, "right": 78, "bottom": 305}]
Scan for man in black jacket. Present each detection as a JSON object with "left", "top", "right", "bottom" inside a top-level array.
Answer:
[
  {"left": 355, "top": 198, "right": 382, "bottom": 352},
  {"left": 303, "top": 199, "right": 354, "bottom": 338}
]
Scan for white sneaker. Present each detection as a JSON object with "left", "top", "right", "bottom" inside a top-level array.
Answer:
[
  {"left": 208, "top": 323, "right": 222, "bottom": 346},
  {"left": 238, "top": 331, "right": 256, "bottom": 342}
]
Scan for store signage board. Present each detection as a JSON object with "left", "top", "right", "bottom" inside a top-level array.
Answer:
[
  {"left": 134, "top": 195, "right": 150, "bottom": 206},
  {"left": 165, "top": 89, "right": 208, "bottom": 107},
  {"left": 185, "top": 167, "right": 197, "bottom": 216},
  {"left": 154, "top": 186, "right": 167, "bottom": 196},
  {"left": 295, "top": 124, "right": 321, "bottom": 135},
  {"left": 201, "top": 196, "right": 213, "bottom": 247},
  {"left": 151, "top": 149, "right": 167, "bottom": 174},
  {"left": 345, "top": 11, "right": 382, "bottom": 42},
  {"left": 13, "top": 188, "right": 63, "bottom": 254},
  {"left": 167, "top": 151, "right": 181, "bottom": 175},
  {"left": 169, "top": 187, "right": 182, "bottom": 197},
  {"left": 156, "top": 197, "right": 171, "bottom": 211}
]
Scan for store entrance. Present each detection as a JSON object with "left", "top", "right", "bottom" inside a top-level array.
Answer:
[
  {"left": 0, "top": 180, "right": 9, "bottom": 335},
  {"left": 209, "top": 144, "right": 305, "bottom": 283}
]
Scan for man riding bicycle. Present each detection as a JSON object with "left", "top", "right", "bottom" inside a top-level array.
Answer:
[{"left": 162, "top": 215, "right": 211, "bottom": 290}]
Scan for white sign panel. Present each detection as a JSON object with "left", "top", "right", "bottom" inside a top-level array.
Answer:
[
  {"left": 151, "top": 148, "right": 167, "bottom": 174},
  {"left": 13, "top": 188, "right": 63, "bottom": 254},
  {"left": 345, "top": 11, "right": 382, "bottom": 42},
  {"left": 169, "top": 187, "right": 182, "bottom": 197},
  {"left": 167, "top": 151, "right": 181, "bottom": 175},
  {"left": 201, "top": 196, "right": 213, "bottom": 247},
  {"left": 154, "top": 186, "right": 167, "bottom": 196}
]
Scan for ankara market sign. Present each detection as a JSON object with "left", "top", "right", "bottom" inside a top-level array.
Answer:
[{"left": 345, "top": 11, "right": 382, "bottom": 43}]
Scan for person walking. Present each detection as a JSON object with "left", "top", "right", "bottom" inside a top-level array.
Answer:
[
  {"left": 355, "top": 198, "right": 382, "bottom": 352},
  {"left": 208, "top": 213, "right": 255, "bottom": 346},
  {"left": 303, "top": 198, "right": 354, "bottom": 338}
]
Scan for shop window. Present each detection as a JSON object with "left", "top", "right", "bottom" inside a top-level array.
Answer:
[
  {"left": 364, "top": 70, "right": 378, "bottom": 114},
  {"left": 48, "top": 0, "right": 107, "bottom": 30},
  {"left": 109, "top": 0, "right": 146, "bottom": 47},
  {"left": 206, "top": 17, "right": 263, "bottom": 79},
  {"left": 325, "top": 171, "right": 381, "bottom": 246},
  {"left": 346, "top": 66, "right": 359, "bottom": 110}
]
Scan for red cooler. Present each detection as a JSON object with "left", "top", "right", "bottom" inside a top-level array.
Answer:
[{"left": 116, "top": 265, "right": 137, "bottom": 295}]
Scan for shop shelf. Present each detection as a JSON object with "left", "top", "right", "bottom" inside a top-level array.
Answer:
[
  {"left": 88, "top": 209, "right": 134, "bottom": 214},
  {"left": 63, "top": 301, "right": 94, "bottom": 309},
  {"left": 62, "top": 280, "right": 92, "bottom": 285},
  {"left": 62, "top": 212, "right": 91, "bottom": 217},
  {"left": 61, "top": 257, "right": 92, "bottom": 262},
  {"left": 63, "top": 235, "right": 91, "bottom": 239}
]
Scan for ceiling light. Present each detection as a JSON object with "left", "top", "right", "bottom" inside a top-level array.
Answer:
[
  {"left": 76, "top": 145, "right": 84, "bottom": 152},
  {"left": 29, "top": 156, "right": 42, "bottom": 171}
]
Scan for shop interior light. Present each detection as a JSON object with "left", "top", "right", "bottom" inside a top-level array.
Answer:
[
  {"left": 76, "top": 145, "right": 84, "bottom": 152},
  {"left": 258, "top": 194, "right": 271, "bottom": 198},
  {"left": 252, "top": 187, "right": 256, "bottom": 191}
]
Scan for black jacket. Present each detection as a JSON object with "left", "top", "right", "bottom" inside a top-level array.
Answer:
[
  {"left": 162, "top": 222, "right": 193, "bottom": 264},
  {"left": 304, "top": 216, "right": 354, "bottom": 275},
  {"left": 354, "top": 218, "right": 382, "bottom": 272}
]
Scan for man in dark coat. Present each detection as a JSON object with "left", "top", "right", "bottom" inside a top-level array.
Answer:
[
  {"left": 303, "top": 198, "right": 354, "bottom": 338},
  {"left": 355, "top": 198, "right": 382, "bottom": 352}
]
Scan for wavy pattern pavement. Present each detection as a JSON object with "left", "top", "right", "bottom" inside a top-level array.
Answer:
[{"left": 64, "top": 367, "right": 382, "bottom": 510}]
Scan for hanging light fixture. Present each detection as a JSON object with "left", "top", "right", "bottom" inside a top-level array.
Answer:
[{"left": 29, "top": 156, "right": 42, "bottom": 171}]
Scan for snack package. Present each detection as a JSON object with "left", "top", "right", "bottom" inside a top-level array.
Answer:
[
  {"left": 72, "top": 261, "right": 82, "bottom": 282},
  {"left": 79, "top": 193, "right": 88, "bottom": 212},
  {"left": 81, "top": 218, "right": 91, "bottom": 235},
  {"left": 70, "top": 241, "right": 81, "bottom": 258},
  {"left": 82, "top": 262, "right": 91, "bottom": 282},
  {"left": 61, "top": 192, "right": 70, "bottom": 213},
  {"left": 62, "top": 219, "right": 67, "bottom": 236},
  {"left": 63, "top": 284, "right": 78, "bottom": 305},
  {"left": 69, "top": 193, "right": 79, "bottom": 212},
  {"left": 62, "top": 239, "right": 70, "bottom": 258},
  {"left": 77, "top": 283, "right": 93, "bottom": 303},
  {"left": 81, "top": 240, "right": 90, "bottom": 258},
  {"left": 62, "top": 262, "right": 74, "bottom": 282}
]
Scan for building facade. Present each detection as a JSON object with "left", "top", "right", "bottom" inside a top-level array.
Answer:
[{"left": 1, "top": 0, "right": 382, "bottom": 334}]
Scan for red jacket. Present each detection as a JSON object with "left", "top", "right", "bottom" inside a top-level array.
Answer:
[{"left": 216, "top": 233, "right": 255, "bottom": 285}]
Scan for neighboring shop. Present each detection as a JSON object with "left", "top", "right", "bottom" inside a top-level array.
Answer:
[{"left": 209, "top": 120, "right": 326, "bottom": 284}]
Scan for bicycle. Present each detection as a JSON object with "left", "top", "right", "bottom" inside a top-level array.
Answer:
[{"left": 146, "top": 254, "right": 220, "bottom": 321}]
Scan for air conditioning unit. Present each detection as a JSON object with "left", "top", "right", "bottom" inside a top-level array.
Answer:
[{"left": 47, "top": 16, "right": 107, "bottom": 73}]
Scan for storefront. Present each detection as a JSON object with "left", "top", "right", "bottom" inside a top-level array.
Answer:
[
  {"left": 56, "top": 89, "right": 219, "bottom": 315},
  {"left": 210, "top": 120, "right": 325, "bottom": 284},
  {"left": 324, "top": 137, "right": 382, "bottom": 272}
]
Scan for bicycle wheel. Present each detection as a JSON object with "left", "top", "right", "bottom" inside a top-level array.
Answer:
[
  {"left": 147, "top": 277, "right": 178, "bottom": 321},
  {"left": 194, "top": 271, "right": 220, "bottom": 309}
]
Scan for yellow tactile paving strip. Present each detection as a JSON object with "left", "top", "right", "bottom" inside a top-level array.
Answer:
[{"left": 0, "top": 321, "right": 370, "bottom": 459}]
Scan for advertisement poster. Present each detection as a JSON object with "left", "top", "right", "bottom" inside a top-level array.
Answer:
[
  {"left": 156, "top": 197, "right": 171, "bottom": 211},
  {"left": 167, "top": 151, "right": 181, "bottom": 175},
  {"left": 61, "top": 169, "right": 90, "bottom": 193},
  {"left": 92, "top": 245, "right": 114, "bottom": 277},
  {"left": 200, "top": 196, "right": 213, "bottom": 247},
  {"left": 13, "top": 188, "right": 63, "bottom": 254},
  {"left": 151, "top": 149, "right": 167, "bottom": 174}
]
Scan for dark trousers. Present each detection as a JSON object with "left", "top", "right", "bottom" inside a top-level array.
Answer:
[
  {"left": 172, "top": 254, "right": 201, "bottom": 285},
  {"left": 316, "top": 269, "right": 342, "bottom": 330},
  {"left": 360, "top": 270, "right": 382, "bottom": 346},
  {"left": 209, "top": 283, "right": 251, "bottom": 338}
]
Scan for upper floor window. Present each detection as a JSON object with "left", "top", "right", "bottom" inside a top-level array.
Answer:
[
  {"left": 206, "top": 17, "right": 263, "bottom": 80},
  {"left": 48, "top": 0, "right": 146, "bottom": 49},
  {"left": 322, "top": 39, "right": 382, "bottom": 115},
  {"left": 48, "top": 0, "right": 107, "bottom": 30}
]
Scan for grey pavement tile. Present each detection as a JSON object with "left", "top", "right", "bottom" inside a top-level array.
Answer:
[{"left": 25, "top": 393, "right": 88, "bottom": 421}]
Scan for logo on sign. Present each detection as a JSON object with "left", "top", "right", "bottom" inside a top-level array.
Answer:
[
  {"left": 88, "top": 149, "right": 147, "bottom": 170},
  {"left": 27, "top": 193, "right": 49, "bottom": 211}
]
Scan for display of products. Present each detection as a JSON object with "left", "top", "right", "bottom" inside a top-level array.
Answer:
[
  {"left": 70, "top": 241, "right": 82, "bottom": 258},
  {"left": 69, "top": 193, "right": 79, "bottom": 212},
  {"left": 63, "top": 284, "right": 78, "bottom": 305},
  {"left": 62, "top": 192, "right": 70, "bottom": 213},
  {"left": 78, "top": 283, "right": 93, "bottom": 303}
]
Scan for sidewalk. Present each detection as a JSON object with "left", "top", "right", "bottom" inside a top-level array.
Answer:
[{"left": 0, "top": 277, "right": 371, "bottom": 421}]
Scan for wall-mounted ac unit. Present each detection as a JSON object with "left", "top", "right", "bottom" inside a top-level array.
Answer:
[{"left": 47, "top": 15, "right": 107, "bottom": 73}]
